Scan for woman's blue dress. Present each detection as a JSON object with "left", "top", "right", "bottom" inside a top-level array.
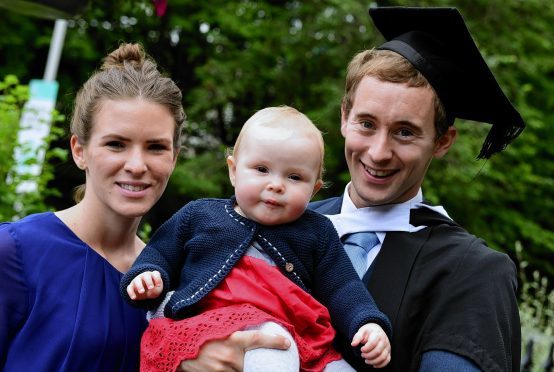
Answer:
[{"left": 0, "top": 212, "right": 147, "bottom": 371}]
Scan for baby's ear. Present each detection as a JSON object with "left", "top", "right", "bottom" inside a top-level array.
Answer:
[
  {"left": 226, "top": 156, "right": 237, "bottom": 186},
  {"left": 311, "top": 179, "right": 324, "bottom": 198}
]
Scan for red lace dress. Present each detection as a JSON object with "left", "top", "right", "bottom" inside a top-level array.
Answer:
[{"left": 140, "top": 255, "right": 343, "bottom": 371}]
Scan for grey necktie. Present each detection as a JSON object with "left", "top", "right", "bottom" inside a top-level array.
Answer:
[{"left": 341, "top": 232, "right": 379, "bottom": 278}]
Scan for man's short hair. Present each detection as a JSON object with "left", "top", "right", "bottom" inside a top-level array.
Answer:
[{"left": 342, "top": 49, "right": 450, "bottom": 139}]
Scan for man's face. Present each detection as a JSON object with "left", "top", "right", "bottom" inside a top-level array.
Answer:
[{"left": 341, "top": 76, "right": 456, "bottom": 208}]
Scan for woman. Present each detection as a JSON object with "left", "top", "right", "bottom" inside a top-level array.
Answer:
[{"left": 0, "top": 43, "right": 185, "bottom": 371}]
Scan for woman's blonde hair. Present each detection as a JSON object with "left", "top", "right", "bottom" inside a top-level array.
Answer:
[{"left": 71, "top": 43, "right": 185, "bottom": 202}]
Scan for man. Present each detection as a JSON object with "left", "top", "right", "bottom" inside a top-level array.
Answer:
[
  {"left": 309, "top": 7, "right": 523, "bottom": 371},
  {"left": 179, "top": 7, "right": 522, "bottom": 371}
]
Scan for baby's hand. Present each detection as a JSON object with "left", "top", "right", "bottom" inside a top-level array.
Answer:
[
  {"left": 127, "top": 270, "right": 163, "bottom": 300},
  {"left": 351, "top": 323, "right": 391, "bottom": 368}
]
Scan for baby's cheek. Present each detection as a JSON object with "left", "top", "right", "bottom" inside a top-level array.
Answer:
[{"left": 234, "top": 184, "right": 259, "bottom": 211}]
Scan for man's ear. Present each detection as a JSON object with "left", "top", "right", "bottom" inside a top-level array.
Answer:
[
  {"left": 340, "top": 105, "right": 349, "bottom": 138},
  {"left": 226, "top": 155, "right": 237, "bottom": 187},
  {"left": 433, "top": 126, "right": 457, "bottom": 159},
  {"left": 70, "top": 135, "right": 86, "bottom": 170}
]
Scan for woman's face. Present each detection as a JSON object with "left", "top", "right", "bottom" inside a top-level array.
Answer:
[{"left": 71, "top": 98, "right": 178, "bottom": 219}]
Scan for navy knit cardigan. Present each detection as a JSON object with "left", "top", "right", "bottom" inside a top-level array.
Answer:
[{"left": 120, "top": 197, "right": 392, "bottom": 342}]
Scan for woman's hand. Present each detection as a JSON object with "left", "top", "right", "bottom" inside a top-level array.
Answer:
[{"left": 177, "top": 330, "right": 290, "bottom": 371}]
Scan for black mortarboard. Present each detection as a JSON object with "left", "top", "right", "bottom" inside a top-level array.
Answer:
[{"left": 369, "top": 7, "right": 525, "bottom": 158}]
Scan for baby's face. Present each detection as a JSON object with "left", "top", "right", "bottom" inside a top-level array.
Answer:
[{"left": 227, "top": 126, "right": 322, "bottom": 225}]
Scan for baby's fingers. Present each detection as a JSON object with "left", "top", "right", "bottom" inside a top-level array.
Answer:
[
  {"left": 142, "top": 272, "right": 158, "bottom": 290},
  {"left": 351, "top": 329, "right": 368, "bottom": 347},
  {"left": 126, "top": 284, "right": 137, "bottom": 300},
  {"left": 366, "top": 347, "right": 391, "bottom": 369},
  {"left": 360, "top": 334, "right": 378, "bottom": 353},
  {"left": 361, "top": 334, "right": 391, "bottom": 368},
  {"left": 127, "top": 279, "right": 144, "bottom": 300},
  {"left": 152, "top": 270, "right": 163, "bottom": 288}
]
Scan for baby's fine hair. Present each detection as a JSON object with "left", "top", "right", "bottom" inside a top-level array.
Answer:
[{"left": 231, "top": 106, "right": 325, "bottom": 180}]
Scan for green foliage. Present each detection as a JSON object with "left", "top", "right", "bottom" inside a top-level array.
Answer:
[
  {"left": 0, "top": 75, "right": 27, "bottom": 187},
  {"left": 138, "top": 222, "right": 153, "bottom": 243},
  {"left": 517, "top": 241, "right": 554, "bottom": 370},
  {"left": 170, "top": 147, "right": 232, "bottom": 200},
  {"left": 0, "top": 75, "right": 67, "bottom": 221},
  {"left": 1, "top": 1, "right": 553, "bottom": 362},
  {"left": 0, "top": 0, "right": 551, "bottom": 279},
  {"left": 419, "top": 0, "right": 554, "bottom": 279}
]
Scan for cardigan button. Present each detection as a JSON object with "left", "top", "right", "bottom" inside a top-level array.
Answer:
[{"left": 285, "top": 262, "right": 294, "bottom": 272}]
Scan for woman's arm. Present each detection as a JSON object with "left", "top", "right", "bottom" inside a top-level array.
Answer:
[{"left": 0, "top": 226, "right": 28, "bottom": 365}]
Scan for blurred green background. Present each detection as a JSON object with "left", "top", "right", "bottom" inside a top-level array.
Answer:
[{"left": 1, "top": 0, "right": 553, "bottom": 367}]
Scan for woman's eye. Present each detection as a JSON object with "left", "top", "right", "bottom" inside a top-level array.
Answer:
[
  {"left": 149, "top": 143, "right": 170, "bottom": 152},
  {"left": 106, "top": 141, "right": 124, "bottom": 149}
]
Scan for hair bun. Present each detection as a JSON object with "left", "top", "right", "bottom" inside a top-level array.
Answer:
[{"left": 101, "top": 43, "right": 146, "bottom": 70}]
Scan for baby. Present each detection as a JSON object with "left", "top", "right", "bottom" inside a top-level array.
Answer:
[{"left": 121, "top": 106, "right": 391, "bottom": 371}]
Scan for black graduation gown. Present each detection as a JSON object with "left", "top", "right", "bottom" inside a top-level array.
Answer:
[{"left": 310, "top": 197, "right": 520, "bottom": 372}]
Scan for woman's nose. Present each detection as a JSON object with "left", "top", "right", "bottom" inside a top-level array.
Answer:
[{"left": 124, "top": 149, "right": 148, "bottom": 174}]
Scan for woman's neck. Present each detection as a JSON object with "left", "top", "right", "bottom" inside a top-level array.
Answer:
[{"left": 55, "top": 199, "right": 144, "bottom": 273}]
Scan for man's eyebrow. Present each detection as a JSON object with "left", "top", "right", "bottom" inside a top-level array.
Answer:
[{"left": 352, "top": 111, "right": 377, "bottom": 119}]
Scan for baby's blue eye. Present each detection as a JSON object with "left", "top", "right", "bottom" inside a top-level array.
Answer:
[{"left": 289, "top": 174, "right": 301, "bottom": 181}]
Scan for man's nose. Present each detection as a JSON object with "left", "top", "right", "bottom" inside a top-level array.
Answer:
[{"left": 368, "top": 132, "right": 393, "bottom": 163}]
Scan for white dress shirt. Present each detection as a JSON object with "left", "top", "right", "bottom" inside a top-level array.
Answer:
[{"left": 325, "top": 183, "right": 450, "bottom": 268}]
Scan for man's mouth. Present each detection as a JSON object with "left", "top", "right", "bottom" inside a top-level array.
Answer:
[{"left": 364, "top": 165, "right": 397, "bottom": 178}]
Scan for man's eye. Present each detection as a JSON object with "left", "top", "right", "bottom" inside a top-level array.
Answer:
[
  {"left": 398, "top": 129, "right": 414, "bottom": 137},
  {"left": 360, "top": 121, "right": 374, "bottom": 129},
  {"left": 256, "top": 166, "right": 268, "bottom": 173}
]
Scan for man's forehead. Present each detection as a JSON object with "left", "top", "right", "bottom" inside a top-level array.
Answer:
[{"left": 353, "top": 76, "right": 435, "bottom": 108}]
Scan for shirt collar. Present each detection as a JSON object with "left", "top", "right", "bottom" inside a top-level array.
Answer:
[
  {"left": 325, "top": 183, "right": 450, "bottom": 238},
  {"left": 340, "top": 183, "right": 424, "bottom": 212}
]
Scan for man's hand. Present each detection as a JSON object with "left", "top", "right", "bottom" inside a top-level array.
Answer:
[
  {"left": 126, "top": 270, "right": 163, "bottom": 300},
  {"left": 177, "top": 330, "right": 290, "bottom": 372}
]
